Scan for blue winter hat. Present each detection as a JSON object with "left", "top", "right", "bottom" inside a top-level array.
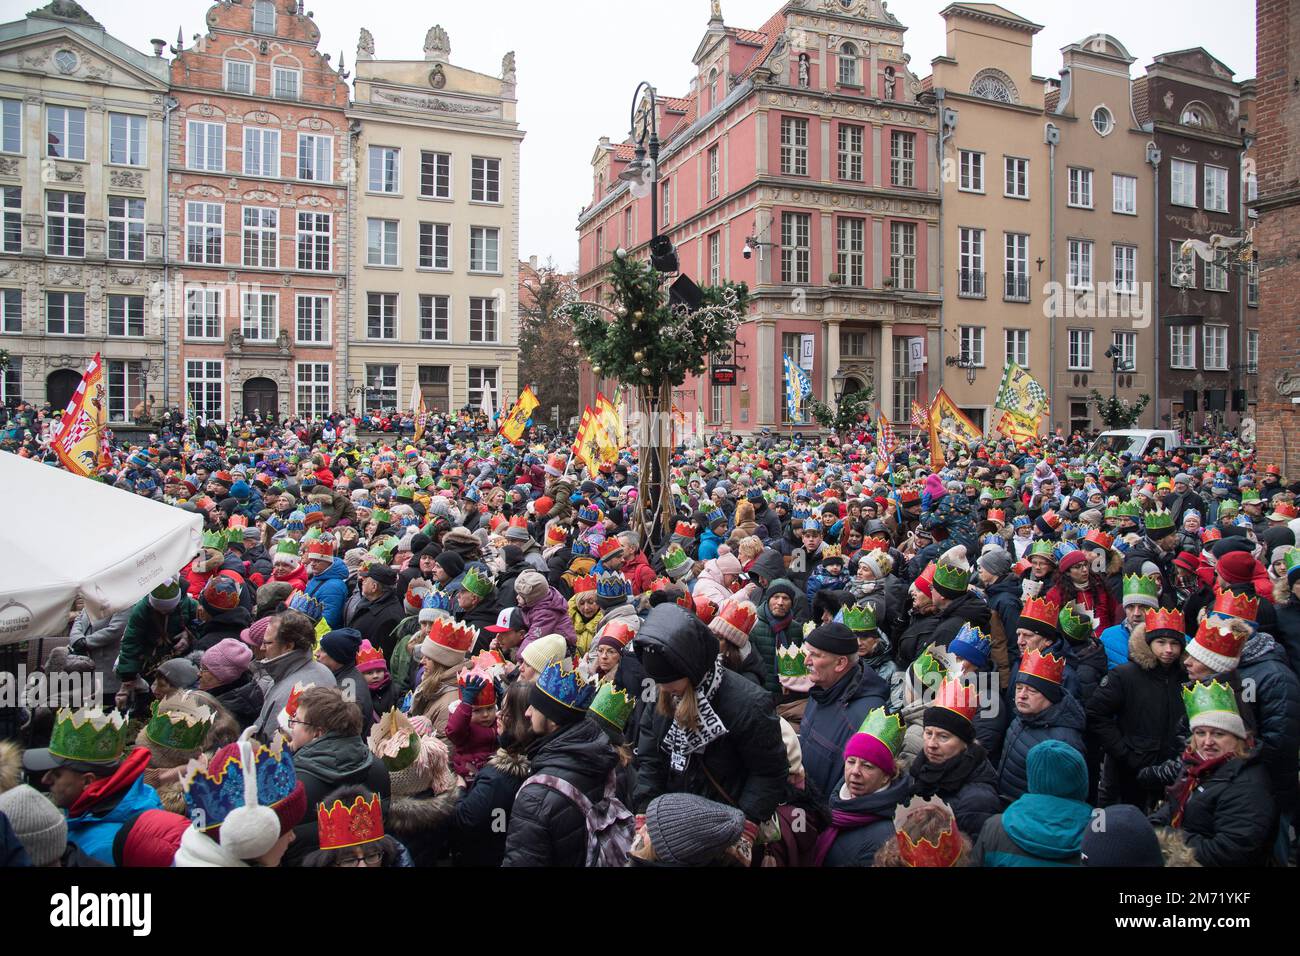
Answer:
[
  {"left": 319, "top": 628, "right": 362, "bottom": 667},
  {"left": 1026, "top": 739, "right": 1088, "bottom": 802},
  {"left": 229, "top": 481, "right": 252, "bottom": 501},
  {"left": 949, "top": 623, "right": 991, "bottom": 669}
]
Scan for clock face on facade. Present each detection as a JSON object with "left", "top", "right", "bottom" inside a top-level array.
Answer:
[{"left": 54, "top": 49, "right": 79, "bottom": 74}]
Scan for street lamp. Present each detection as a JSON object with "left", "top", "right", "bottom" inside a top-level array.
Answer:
[
  {"left": 618, "top": 83, "right": 679, "bottom": 274},
  {"left": 945, "top": 355, "right": 977, "bottom": 386},
  {"left": 832, "top": 369, "right": 850, "bottom": 405},
  {"left": 1104, "top": 345, "right": 1134, "bottom": 400}
]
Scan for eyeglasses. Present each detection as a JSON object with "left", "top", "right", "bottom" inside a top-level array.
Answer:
[
  {"left": 286, "top": 718, "right": 314, "bottom": 730},
  {"left": 335, "top": 848, "right": 384, "bottom": 867}
]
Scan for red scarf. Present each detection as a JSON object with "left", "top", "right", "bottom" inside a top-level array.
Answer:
[
  {"left": 69, "top": 746, "right": 152, "bottom": 818},
  {"left": 1167, "top": 747, "right": 1234, "bottom": 828}
]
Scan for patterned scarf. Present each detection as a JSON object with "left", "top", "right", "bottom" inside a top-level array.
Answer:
[
  {"left": 662, "top": 656, "right": 728, "bottom": 774},
  {"left": 1168, "top": 747, "right": 1234, "bottom": 828}
]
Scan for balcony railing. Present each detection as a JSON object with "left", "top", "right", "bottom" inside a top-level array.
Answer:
[
  {"left": 1004, "top": 273, "right": 1030, "bottom": 302},
  {"left": 958, "top": 269, "right": 986, "bottom": 299}
]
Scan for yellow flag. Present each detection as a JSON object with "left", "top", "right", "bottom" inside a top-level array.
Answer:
[
  {"left": 500, "top": 386, "right": 540, "bottom": 444},
  {"left": 929, "top": 388, "right": 983, "bottom": 466},
  {"left": 595, "top": 392, "right": 621, "bottom": 451},
  {"left": 52, "top": 353, "right": 108, "bottom": 477}
]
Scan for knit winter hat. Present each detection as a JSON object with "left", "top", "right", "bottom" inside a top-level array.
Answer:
[
  {"left": 201, "top": 638, "right": 253, "bottom": 685},
  {"left": 320, "top": 628, "right": 363, "bottom": 668},
  {"left": 1216, "top": 551, "right": 1257, "bottom": 586},
  {"left": 149, "top": 578, "right": 183, "bottom": 614},
  {"left": 157, "top": 657, "right": 199, "bottom": 690},
  {"left": 1057, "top": 549, "right": 1089, "bottom": 575},
  {"left": 1081, "top": 804, "right": 1162, "bottom": 867},
  {"left": 240, "top": 616, "right": 274, "bottom": 652},
  {"left": 520, "top": 633, "right": 568, "bottom": 674},
  {"left": 513, "top": 570, "right": 549, "bottom": 609},
  {"left": 433, "top": 550, "right": 465, "bottom": 579},
  {"left": 0, "top": 784, "right": 66, "bottom": 865},
  {"left": 977, "top": 547, "right": 1013, "bottom": 578},
  {"left": 644, "top": 793, "right": 745, "bottom": 866},
  {"left": 843, "top": 731, "right": 896, "bottom": 777},
  {"left": 1027, "top": 739, "right": 1088, "bottom": 801}
]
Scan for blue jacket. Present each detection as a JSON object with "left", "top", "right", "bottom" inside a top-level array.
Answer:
[
  {"left": 305, "top": 557, "right": 350, "bottom": 629},
  {"left": 66, "top": 775, "right": 163, "bottom": 865},
  {"left": 995, "top": 693, "right": 1088, "bottom": 803},
  {"left": 820, "top": 773, "right": 914, "bottom": 866},
  {"left": 1099, "top": 623, "right": 1131, "bottom": 670},
  {"left": 800, "top": 660, "right": 890, "bottom": 801},
  {"left": 698, "top": 529, "right": 725, "bottom": 562},
  {"left": 975, "top": 739, "right": 1091, "bottom": 866},
  {"left": 805, "top": 569, "right": 849, "bottom": 607}
]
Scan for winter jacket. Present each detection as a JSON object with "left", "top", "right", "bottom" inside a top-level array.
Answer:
[
  {"left": 1237, "top": 633, "right": 1300, "bottom": 815},
  {"left": 568, "top": 595, "right": 601, "bottom": 656},
  {"left": 1098, "top": 622, "right": 1132, "bottom": 670},
  {"left": 285, "top": 731, "right": 391, "bottom": 866},
  {"left": 69, "top": 609, "right": 130, "bottom": 696},
  {"left": 115, "top": 595, "right": 197, "bottom": 682},
  {"left": 520, "top": 587, "right": 578, "bottom": 652},
  {"left": 209, "top": 672, "right": 264, "bottom": 729},
  {"left": 995, "top": 694, "right": 1088, "bottom": 803},
  {"left": 501, "top": 720, "right": 619, "bottom": 867},
  {"left": 819, "top": 773, "right": 915, "bottom": 866},
  {"left": 305, "top": 558, "right": 350, "bottom": 629},
  {"left": 452, "top": 748, "right": 531, "bottom": 867},
  {"left": 250, "top": 649, "right": 337, "bottom": 742},
  {"left": 346, "top": 590, "right": 407, "bottom": 662},
  {"left": 1150, "top": 750, "right": 1278, "bottom": 867},
  {"left": 698, "top": 528, "right": 725, "bottom": 562},
  {"left": 387, "top": 786, "right": 461, "bottom": 868},
  {"left": 754, "top": 503, "right": 783, "bottom": 543},
  {"left": 269, "top": 563, "right": 310, "bottom": 593},
  {"left": 621, "top": 551, "right": 658, "bottom": 596},
  {"left": 0, "top": 812, "right": 29, "bottom": 867},
  {"left": 973, "top": 797, "right": 1090, "bottom": 867},
  {"left": 930, "top": 591, "right": 992, "bottom": 650},
  {"left": 984, "top": 575, "right": 1024, "bottom": 654},
  {"left": 65, "top": 749, "right": 163, "bottom": 865},
  {"left": 195, "top": 605, "right": 252, "bottom": 652},
  {"left": 1275, "top": 597, "right": 1300, "bottom": 676},
  {"left": 1064, "top": 639, "right": 1109, "bottom": 706},
  {"left": 330, "top": 663, "right": 375, "bottom": 726},
  {"left": 907, "top": 744, "right": 1002, "bottom": 839},
  {"left": 446, "top": 699, "right": 498, "bottom": 780},
  {"left": 693, "top": 559, "right": 739, "bottom": 610},
  {"left": 897, "top": 609, "right": 942, "bottom": 667},
  {"left": 806, "top": 569, "right": 850, "bottom": 608},
  {"left": 1045, "top": 580, "right": 1119, "bottom": 635},
  {"left": 799, "top": 660, "right": 891, "bottom": 802}
]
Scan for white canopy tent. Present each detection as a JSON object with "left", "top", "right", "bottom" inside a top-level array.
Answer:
[{"left": 0, "top": 451, "right": 203, "bottom": 645}]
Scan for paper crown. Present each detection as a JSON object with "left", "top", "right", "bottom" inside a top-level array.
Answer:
[
  {"left": 776, "top": 642, "right": 809, "bottom": 678},
  {"left": 706, "top": 508, "right": 727, "bottom": 526},
  {"left": 576, "top": 506, "right": 602, "bottom": 524},
  {"left": 1058, "top": 604, "right": 1096, "bottom": 644},
  {"left": 841, "top": 604, "right": 877, "bottom": 633},
  {"left": 1144, "top": 607, "right": 1186, "bottom": 636},
  {"left": 709, "top": 599, "right": 757, "bottom": 643},
  {"left": 599, "top": 620, "right": 636, "bottom": 647},
  {"left": 596, "top": 538, "right": 623, "bottom": 560},
  {"left": 662, "top": 544, "right": 690, "bottom": 573},
  {"left": 545, "top": 524, "right": 568, "bottom": 546},
  {"left": 595, "top": 571, "right": 630, "bottom": 599},
  {"left": 1084, "top": 529, "right": 1115, "bottom": 550},
  {"left": 931, "top": 676, "right": 980, "bottom": 722},
  {"left": 588, "top": 682, "right": 636, "bottom": 733},
  {"left": 1038, "top": 511, "right": 1063, "bottom": 531},
  {"left": 1123, "top": 574, "right": 1160, "bottom": 603},
  {"left": 1143, "top": 508, "right": 1175, "bottom": 532},
  {"left": 48, "top": 707, "right": 129, "bottom": 764},
  {"left": 1189, "top": 616, "right": 1247, "bottom": 666},
  {"left": 571, "top": 575, "right": 599, "bottom": 595},
  {"left": 672, "top": 521, "right": 696, "bottom": 539},
  {"left": 274, "top": 539, "right": 300, "bottom": 559},
  {"left": 201, "top": 529, "right": 226, "bottom": 550},
  {"left": 1181, "top": 679, "right": 1242, "bottom": 731},
  {"left": 694, "top": 598, "right": 717, "bottom": 626},
  {"left": 1115, "top": 501, "right": 1143, "bottom": 518},
  {"left": 860, "top": 535, "right": 890, "bottom": 552},
  {"left": 462, "top": 566, "right": 493, "bottom": 599},
  {"left": 985, "top": 508, "right": 1007, "bottom": 525},
  {"left": 427, "top": 617, "right": 477, "bottom": 654},
  {"left": 545, "top": 453, "right": 568, "bottom": 476},
  {"left": 458, "top": 666, "right": 499, "bottom": 707},
  {"left": 932, "top": 546, "right": 972, "bottom": 594},
  {"left": 1019, "top": 596, "right": 1061, "bottom": 630},
  {"left": 1019, "top": 648, "right": 1066, "bottom": 686},
  {"left": 356, "top": 640, "right": 386, "bottom": 673},
  {"left": 367, "top": 709, "right": 421, "bottom": 773},
  {"left": 858, "top": 706, "right": 905, "bottom": 757},
  {"left": 910, "top": 645, "right": 948, "bottom": 688},
  {"left": 145, "top": 697, "right": 214, "bottom": 752},
  {"left": 182, "top": 734, "right": 298, "bottom": 832},
  {"left": 893, "top": 796, "right": 963, "bottom": 868},
  {"left": 316, "top": 792, "right": 385, "bottom": 851},
  {"left": 1028, "top": 540, "right": 1057, "bottom": 562},
  {"left": 1211, "top": 588, "right": 1260, "bottom": 623},
  {"left": 948, "top": 622, "right": 991, "bottom": 664},
  {"left": 536, "top": 658, "right": 597, "bottom": 714},
  {"left": 286, "top": 589, "right": 325, "bottom": 623}
]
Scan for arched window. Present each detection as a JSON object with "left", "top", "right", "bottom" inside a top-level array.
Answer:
[
  {"left": 1181, "top": 104, "right": 1214, "bottom": 129},
  {"left": 970, "top": 69, "right": 1017, "bottom": 104},
  {"left": 706, "top": 68, "right": 717, "bottom": 111},
  {"left": 839, "top": 42, "right": 860, "bottom": 86},
  {"left": 252, "top": 0, "right": 276, "bottom": 35}
]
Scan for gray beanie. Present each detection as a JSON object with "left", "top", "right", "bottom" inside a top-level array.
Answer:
[
  {"left": 645, "top": 793, "right": 745, "bottom": 866},
  {"left": 0, "top": 784, "right": 66, "bottom": 865},
  {"left": 513, "top": 570, "right": 549, "bottom": 609},
  {"left": 1174, "top": 473, "right": 1190, "bottom": 485},
  {"left": 156, "top": 657, "right": 199, "bottom": 689},
  {"left": 978, "top": 547, "right": 1013, "bottom": 578}
]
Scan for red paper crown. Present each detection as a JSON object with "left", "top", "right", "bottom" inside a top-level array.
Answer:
[
  {"left": 1144, "top": 607, "right": 1185, "bottom": 635},
  {"left": 597, "top": 538, "right": 622, "bottom": 559},
  {"left": 317, "top": 792, "right": 384, "bottom": 851},
  {"left": 304, "top": 539, "right": 335, "bottom": 559},
  {"left": 601, "top": 620, "right": 636, "bottom": 647},
  {"left": 545, "top": 524, "right": 567, "bottom": 545},
  {"left": 1202, "top": 528, "right": 1223, "bottom": 543},
  {"left": 1040, "top": 511, "right": 1062, "bottom": 530},
  {"left": 695, "top": 599, "right": 717, "bottom": 626},
  {"left": 1020, "top": 648, "right": 1066, "bottom": 685},
  {"left": 1020, "top": 596, "right": 1061, "bottom": 629},
  {"left": 986, "top": 509, "right": 1007, "bottom": 525},
  {"left": 1212, "top": 588, "right": 1259, "bottom": 623},
  {"left": 284, "top": 683, "right": 306, "bottom": 719},
  {"left": 648, "top": 576, "right": 671, "bottom": 592},
  {"left": 896, "top": 820, "right": 962, "bottom": 868},
  {"left": 715, "top": 599, "right": 757, "bottom": 636},
  {"left": 356, "top": 641, "right": 386, "bottom": 671},
  {"left": 1193, "top": 617, "right": 1248, "bottom": 659},
  {"left": 458, "top": 666, "right": 498, "bottom": 706},
  {"left": 428, "top": 617, "right": 474, "bottom": 653},
  {"left": 673, "top": 521, "right": 696, "bottom": 539},
  {"left": 227, "top": 514, "right": 248, "bottom": 530},
  {"left": 932, "top": 676, "right": 980, "bottom": 722},
  {"left": 1084, "top": 529, "right": 1114, "bottom": 550},
  {"left": 489, "top": 515, "right": 509, "bottom": 533},
  {"left": 508, "top": 516, "right": 529, "bottom": 529},
  {"left": 571, "top": 576, "right": 599, "bottom": 595},
  {"left": 861, "top": 536, "right": 890, "bottom": 552},
  {"left": 676, "top": 589, "right": 695, "bottom": 613},
  {"left": 1013, "top": 558, "right": 1032, "bottom": 577}
]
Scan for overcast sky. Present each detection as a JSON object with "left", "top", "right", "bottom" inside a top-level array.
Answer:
[{"left": 8, "top": 0, "right": 1257, "bottom": 271}]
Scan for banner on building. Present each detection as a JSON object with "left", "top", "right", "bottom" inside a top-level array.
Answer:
[
  {"left": 52, "top": 352, "right": 110, "bottom": 477},
  {"left": 908, "top": 338, "right": 925, "bottom": 375},
  {"left": 783, "top": 355, "right": 813, "bottom": 421}
]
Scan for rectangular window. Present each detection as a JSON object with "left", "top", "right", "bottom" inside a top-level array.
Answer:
[
  {"left": 186, "top": 360, "right": 224, "bottom": 421},
  {"left": 272, "top": 67, "right": 300, "bottom": 101},
  {"left": 187, "top": 121, "right": 225, "bottom": 172},
  {"left": 418, "top": 365, "right": 450, "bottom": 414},
  {"left": 1, "top": 187, "right": 18, "bottom": 253},
  {"left": 1205, "top": 257, "right": 1229, "bottom": 292},
  {"left": 1068, "top": 328, "right": 1093, "bottom": 370},
  {"left": 1, "top": 355, "right": 20, "bottom": 404},
  {"left": 959, "top": 326, "right": 985, "bottom": 366},
  {"left": 781, "top": 212, "right": 811, "bottom": 284},
  {"left": 892, "top": 337, "right": 916, "bottom": 425},
  {"left": 241, "top": 290, "right": 277, "bottom": 342},
  {"left": 708, "top": 146, "right": 719, "bottom": 199},
  {"left": 468, "top": 367, "right": 498, "bottom": 413},
  {"left": 225, "top": 60, "right": 252, "bottom": 94},
  {"left": 296, "top": 294, "right": 330, "bottom": 344},
  {"left": 1, "top": 288, "right": 21, "bottom": 333},
  {"left": 709, "top": 231, "right": 721, "bottom": 285},
  {"left": 366, "top": 218, "right": 398, "bottom": 267},
  {"left": 243, "top": 127, "right": 280, "bottom": 177},
  {"left": 296, "top": 212, "right": 331, "bottom": 271},
  {"left": 105, "top": 360, "right": 145, "bottom": 423},
  {"left": 366, "top": 293, "right": 398, "bottom": 340},
  {"left": 421, "top": 151, "right": 451, "bottom": 199},
  {"left": 1204, "top": 165, "right": 1228, "bottom": 213},
  {"left": 108, "top": 113, "right": 146, "bottom": 166},
  {"left": 1113, "top": 243, "right": 1138, "bottom": 294},
  {"left": 45, "top": 291, "right": 85, "bottom": 335},
  {"left": 1, "top": 98, "right": 21, "bottom": 153},
  {"left": 1171, "top": 159, "right": 1197, "bottom": 207},
  {"left": 1246, "top": 330, "right": 1259, "bottom": 374},
  {"left": 840, "top": 332, "right": 868, "bottom": 357},
  {"left": 296, "top": 363, "right": 331, "bottom": 418},
  {"left": 363, "top": 364, "right": 397, "bottom": 413},
  {"left": 780, "top": 118, "right": 808, "bottom": 176},
  {"left": 45, "top": 190, "right": 85, "bottom": 258},
  {"left": 420, "top": 294, "right": 450, "bottom": 342},
  {"left": 837, "top": 124, "right": 863, "bottom": 182},
  {"left": 890, "top": 221, "right": 916, "bottom": 290},
  {"left": 1203, "top": 325, "right": 1228, "bottom": 370},
  {"left": 781, "top": 332, "right": 811, "bottom": 424},
  {"left": 662, "top": 179, "right": 671, "bottom": 224},
  {"left": 1112, "top": 331, "right": 1137, "bottom": 371},
  {"left": 471, "top": 157, "right": 500, "bottom": 203},
  {"left": 469, "top": 296, "right": 499, "bottom": 342},
  {"left": 186, "top": 201, "right": 223, "bottom": 264},
  {"left": 297, "top": 134, "right": 331, "bottom": 182},
  {"left": 1067, "top": 167, "right": 1093, "bottom": 208},
  {"left": 890, "top": 131, "right": 915, "bottom": 188},
  {"left": 46, "top": 105, "right": 85, "bottom": 160},
  {"left": 1170, "top": 326, "right": 1197, "bottom": 369},
  {"left": 469, "top": 226, "right": 500, "bottom": 272},
  {"left": 836, "top": 217, "right": 865, "bottom": 287},
  {"left": 1247, "top": 260, "right": 1259, "bottom": 307},
  {"left": 959, "top": 150, "right": 984, "bottom": 193},
  {"left": 624, "top": 208, "right": 633, "bottom": 248},
  {"left": 1005, "top": 329, "right": 1030, "bottom": 368},
  {"left": 1113, "top": 174, "right": 1137, "bottom": 215},
  {"left": 242, "top": 207, "right": 278, "bottom": 267},
  {"left": 185, "top": 286, "right": 222, "bottom": 340},
  {"left": 710, "top": 384, "right": 725, "bottom": 425},
  {"left": 368, "top": 146, "right": 400, "bottom": 193},
  {"left": 1004, "top": 232, "right": 1029, "bottom": 301},
  {"left": 419, "top": 222, "right": 450, "bottom": 269},
  {"left": 1171, "top": 240, "right": 1196, "bottom": 289},
  {"left": 107, "top": 294, "right": 145, "bottom": 337},
  {"left": 1004, "top": 156, "right": 1028, "bottom": 199},
  {"left": 1068, "top": 238, "right": 1094, "bottom": 290},
  {"left": 959, "top": 227, "right": 985, "bottom": 297},
  {"left": 107, "top": 196, "right": 145, "bottom": 261}
]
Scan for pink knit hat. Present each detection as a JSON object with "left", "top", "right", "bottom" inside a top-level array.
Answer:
[
  {"left": 201, "top": 638, "right": 253, "bottom": 685},
  {"left": 843, "top": 732, "right": 896, "bottom": 777},
  {"left": 714, "top": 554, "right": 743, "bottom": 576},
  {"left": 240, "top": 616, "right": 274, "bottom": 652}
]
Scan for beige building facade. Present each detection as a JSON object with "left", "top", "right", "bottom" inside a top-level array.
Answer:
[{"left": 347, "top": 24, "right": 523, "bottom": 417}]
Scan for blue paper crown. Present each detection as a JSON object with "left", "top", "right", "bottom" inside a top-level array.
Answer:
[
  {"left": 1012, "top": 515, "right": 1032, "bottom": 529},
  {"left": 183, "top": 736, "right": 298, "bottom": 831},
  {"left": 577, "top": 507, "right": 601, "bottom": 524},
  {"left": 286, "top": 511, "right": 306, "bottom": 532},
  {"left": 266, "top": 515, "right": 286, "bottom": 532},
  {"left": 536, "top": 659, "right": 597, "bottom": 713},
  {"left": 287, "top": 591, "right": 325, "bottom": 622},
  {"left": 356, "top": 499, "right": 373, "bottom": 509},
  {"left": 949, "top": 623, "right": 992, "bottom": 666},
  {"left": 792, "top": 508, "right": 812, "bottom": 522},
  {"left": 596, "top": 572, "right": 630, "bottom": 599},
  {"left": 571, "top": 540, "right": 591, "bottom": 557},
  {"left": 981, "top": 533, "right": 1003, "bottom": 549},
  {"left": 302, "top": 503, "right": 322, "bottom": 517},
  {"left": 422, "top": 590, "right": 450, "bottom": 612},
  {"left": 1053, "top": 542, "right": 1079, "bottom": 562},
  {"left": 706, "top": 508, "right": 727, "bottom": 526}
]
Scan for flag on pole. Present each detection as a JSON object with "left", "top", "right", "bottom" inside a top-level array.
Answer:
[
  {"left": 878, "top": 413, "right": 898, "bottom": 454},
  {"left": 783, "top": 355, "right": 813, "bottom": 421},
  {"left": 911, "top": 400, "right": 930, "bottom": 430},
  {"left": 52, "top": 352, "right": 109, "bottom": 477},
  {"left": 993, "top": 362, "right": 1049, "bottom": 441},
  {"left": 595, "top": 392, "right": 622, "bottom": 450},
  {"left": 928, "top": 388, "right": 984, "bottom": 467},
  {"left": 499, "top": 386, "right": 540, "bottom": 444},
  {"left": 409, "top": 381, "right": 428, "bottom": 443}
]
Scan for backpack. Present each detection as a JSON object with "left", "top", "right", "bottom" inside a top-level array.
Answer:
[{"left": 519, "top": 769, "right": 633, "bottom": 867}]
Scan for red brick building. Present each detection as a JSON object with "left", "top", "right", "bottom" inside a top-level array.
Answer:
[
  {"left": 1252, "top": 0, "right": 1300, "bottom": 474},
  {"left": 168, "top": 0, "right": 349, "bottom": 421}
]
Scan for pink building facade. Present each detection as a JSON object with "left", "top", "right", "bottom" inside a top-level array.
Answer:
[{"left": 576, "top": 1, "right": 940, "bottom": 435}]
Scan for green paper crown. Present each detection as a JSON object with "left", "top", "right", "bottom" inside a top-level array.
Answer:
[
  {"left": 911, "top": 645, "right": 945, "bottom": 685},
  {"left": 225, "top": 527, "right": 244, "bottom": 547},
  {"left": 371, "top": 509, "right": 391, "bottom": 524},
  {"left": 1218, "top": 499, "right": 1239, "bottom": 514},
  {"left": 932, "top": 559, "right": 971, "bottom": 594},
  {"left": 776, "top": 642, "right": 809, "bottom": 678},
  {"left": 842, "top": 604, "right": 877, "bottom": 633},
  {"left": 144, "top": 699, "right": 214, "bottom": 752},
  {"left": 1240, "top": 489, "right": 1260, "bottom": 502},
  {"left": 417, "top": 476, "right": 434, "bottom": 490},
  {"left": 1028, "top": 540, "right": 1056, "bottom": 561},
  {"left": 201, "top": 530, "right": 226, "bottom": 550},
  {"left": 368, "top": 537, "right": 398, "bottom": 563},
  {"left": 303, "top": 527, "right": 323, "bottom": 541},
  {"left": 48, "top": 707, "right": 129, "bottom": 764},
  {"left": 1058, "top": 604, "right": 1095, "bottom": 643},
  {"left": 1116, "top": 502, "right": 1143, "bottom": 518},
  {"left": 662, "top": 544, "right": 689, "bottom": 572},
  {"left": 1143, "top": 508, "right": 1175, "bottom": 532},
  {"left": 276, "top": 539, "right": 300, "bottom": 557},
  {"left": 858, "top": 706, "right": 905, "bottom": 757},
  {"left": 395, "top": 486, "right": 414, "bottom": 500},
  {"left": 1181, "top": 678, "right": 1240, "bottom": 725},
  {"left": 1123, "top": 574, "right": 1159, "bottom": 601},
  {"left": 462, "top": 566, "right": 493, "bottom": 599},
  {"left": 588, "top": 682, "right": 635, "bottom": 732},
  {"left": 1285, "top": 548, "right": 1300, "bottom": 576}
]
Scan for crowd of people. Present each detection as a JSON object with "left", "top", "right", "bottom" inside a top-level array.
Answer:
[{"left": 1, "top": 409, "right": 1299, "bottom": 869}]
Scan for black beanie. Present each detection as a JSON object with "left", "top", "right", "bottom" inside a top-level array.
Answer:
[
  {"left": 922, "top": 704, "right": 975, "bottom": 744},
  {"left": 434, "top": 551, "right": 465, "bottom": 578},
  {"left": 1016, "top": 670, "right": 1065, "bottom": 704},
  {"left": 805, "top": 623, "right": 857, "bottom": 656}
]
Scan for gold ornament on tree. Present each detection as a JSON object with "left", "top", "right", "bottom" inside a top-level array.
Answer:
[{"left": 633, "top": 350, "right": 645, "bottom": 362}]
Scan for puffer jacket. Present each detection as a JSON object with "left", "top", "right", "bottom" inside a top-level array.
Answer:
[
  {"left": 387, "top": 786, "right": 461, "bottom": 868},
  {"left": 907, "top": 744, "right": 1001, "bottom": 839},
  {"left": 818, "top": 773, "right": 915, "bottom": 866},
  {"left": 1275, "top": 596, "right": 1300, "bottom": 675},
  {"left": 453, "top": 748, "right": 532, "bottom": 867},
  {"left": 1237, "top": 633, "right": 1300, "bottom": 815},
  {"left": 995, "top": 693, "right": 1088, "bottom": 803},
  {"left": 305, "top": 557, "right": 350, "bottom": 629},
  {"left": 897, "top": 608, "right": 942, "bottom": 667},
  {"left": 800, "top": 660, "right": 891, "bottom": 802},
  {"left": 1150, "top": 749, "right": 1278, "bottom": 867},
  {"left": 501, "top": 720, "right": 619, "bottom": 867},
  {"left": 520, "top": 587, "right": 578, "bottom": 651},
  {"left": 1064, "top": 638, "right": 1109, "bottom": 706}
]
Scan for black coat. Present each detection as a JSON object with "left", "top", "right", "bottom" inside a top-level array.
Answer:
[
  {"left": 930, "top": 591, "right": 992, "bottom": 649},
  {"left": 897, "top": 609, "right": 942, "bottom": 667},
  {"left": 995, "top": 693, "right": 1088, "bottom": 802},
  {"left": 210, "top": 672, "right": 264, "bottom": 728},
  {"left": 1066, "top": 639, "right": 1109, "bottom": 706},
  {"left": 1237, "top": 634, "right": 1300, "bottom": 815},
  {"left": 452, "top": 748, "right": 531, "bottom": 867},
  {"left": 1275, "top": 597, "right": 1300, "bottom": 676},
  {"left": 501, "top": 720, "right": 618, "bottom": 867},
  {"left": 195, "top": 606, "right": 252, "bottom": 652},
  {"left": 907, "top": 744, "right": 1002, "bottom": 840},
  {"left": 346, "top": 591, "right": 407, "bottom": 661},
  {"left": 1150, "top": 751, "right": 1278, "bottom": 866}
]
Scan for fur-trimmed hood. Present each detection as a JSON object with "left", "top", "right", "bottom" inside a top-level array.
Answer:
[
  {"left": 386, "top": 786, "right": 462, "bottom": 836},
  {"left": 0, "top": 739, "right": 20, "bottom": 794},
  {"left": 1127, "top": 624, "right": 1183, "bottom": 672},
  {"left": 488, "top": 747, "right": 531, "bottom": 778}
]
